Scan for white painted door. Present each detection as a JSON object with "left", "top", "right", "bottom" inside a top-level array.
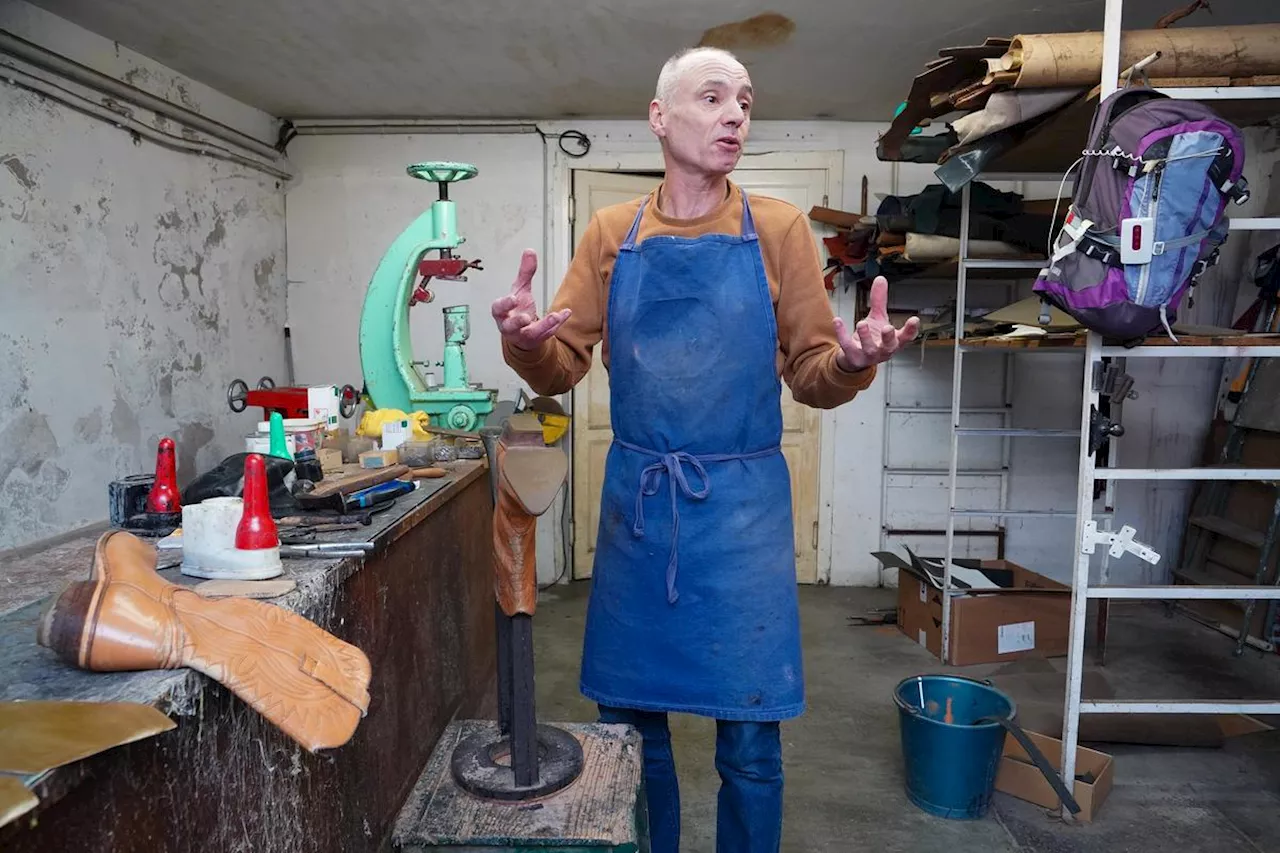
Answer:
[
  {"left": 569, "top": 167, "right": 829, "bottom": 584},
  {"left": 570, "top": 171, "right": 662, "bottom": 583}
]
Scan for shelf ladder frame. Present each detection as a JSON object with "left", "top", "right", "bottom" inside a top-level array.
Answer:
[
  {"left": 940, "top": 173, "right": 1108, "bottom": 663},
  {"left": 1058, "top": 0, "right": 1280, "bottom": 811}
]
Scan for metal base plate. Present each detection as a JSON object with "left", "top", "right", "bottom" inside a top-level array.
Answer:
[{"left": 449, "top": 723, "right": 584, "bottom": 802}]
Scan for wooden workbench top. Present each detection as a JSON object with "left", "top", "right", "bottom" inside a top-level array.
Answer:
[
  {"left": 0, "top": 459, "right": 486, "bottom": 709},
  {"left": 0, "top": 457, "right": 499, "bottom": 853}
]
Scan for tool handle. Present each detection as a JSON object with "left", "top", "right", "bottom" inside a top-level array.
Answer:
[
  {"left": 345, "top": 479, "right": 418, "bottom": 509},
  {"left": 401, "top": 467, "right": 447, "bottom": 479}
]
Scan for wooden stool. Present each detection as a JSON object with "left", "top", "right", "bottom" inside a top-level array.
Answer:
[{"left": 394, "top": 720, "right": 650, "bottom": 852}]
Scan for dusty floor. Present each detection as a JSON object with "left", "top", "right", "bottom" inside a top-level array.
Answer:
[{"left": 531, "top": 583, "right": 1280, "bottom": 853}]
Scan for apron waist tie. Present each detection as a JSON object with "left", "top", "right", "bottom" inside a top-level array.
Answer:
[{"left": 615, "top": 439, "right": 781, "bottom": 605}]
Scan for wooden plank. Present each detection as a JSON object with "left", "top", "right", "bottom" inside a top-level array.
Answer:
[
  {"left": 1190, "top": 515, "right": 1266, "bottom": 549},
  {"left": 808, "top": 205, "right": 865, "bottom": 229},
  {"left": 396, "top": 721, "right": 645, "bottom": 850},
  {"left": 301, "top": 463, "right": 411, "bottom": 499}
]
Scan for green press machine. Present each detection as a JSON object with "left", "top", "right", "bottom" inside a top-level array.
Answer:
[{"left": 358, "top": 162, "right": 497, "bottom": 431}]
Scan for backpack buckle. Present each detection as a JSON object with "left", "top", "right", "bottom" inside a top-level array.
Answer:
[
  {"left": 1224, "top": 176, "right": 1252, "bottom": 206},
  {"left": 1192, "top": 249, "right": 1222, "bottom": 280}
]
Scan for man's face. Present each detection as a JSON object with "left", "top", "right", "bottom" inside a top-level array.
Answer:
[{"left": 650, "top": 54, "right": 753, "bottom": 177}]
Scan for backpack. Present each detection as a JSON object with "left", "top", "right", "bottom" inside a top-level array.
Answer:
[{"left": 1032, "top": 83, "right": 1251, "bottom": 343}]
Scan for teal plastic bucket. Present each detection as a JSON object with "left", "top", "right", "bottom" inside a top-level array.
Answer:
[{"left": 893, "top": 675, "right": 1016, "bottom": 820}]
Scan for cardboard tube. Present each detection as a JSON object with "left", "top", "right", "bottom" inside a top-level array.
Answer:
[{"left": 1008, "top": 24, "right": 1280, "bottom": 89}]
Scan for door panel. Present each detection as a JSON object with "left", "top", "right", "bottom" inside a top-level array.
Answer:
[{"left": 571, "top": 171, "right": 662, "bottom": 579}]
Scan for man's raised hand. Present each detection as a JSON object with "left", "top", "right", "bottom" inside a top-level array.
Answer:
[
  {"left": 833, "top": 275, "right": 920, "bottom": 371},
  {"left": 491, "top": 249, "right": 572, "bottom": 351}
]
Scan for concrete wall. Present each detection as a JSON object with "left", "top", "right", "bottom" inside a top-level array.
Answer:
[{"left": 0, "top": 3, "right": 288, "bottom": 550}]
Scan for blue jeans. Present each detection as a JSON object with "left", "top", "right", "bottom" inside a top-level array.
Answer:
[{"left": 598, "top": 705, "right": 783, "bottom": 853}]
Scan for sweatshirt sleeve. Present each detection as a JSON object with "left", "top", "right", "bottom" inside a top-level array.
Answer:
[
  {"left": 501, "top": 213, "right": 606, "bottom": 396},
  {"left": 775, "top": 213, "right": 877, "bottom": 409}
]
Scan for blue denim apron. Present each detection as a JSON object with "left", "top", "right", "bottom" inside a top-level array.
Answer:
[{"left": 579, "top": 190, "right": 805, "bottom": 722}]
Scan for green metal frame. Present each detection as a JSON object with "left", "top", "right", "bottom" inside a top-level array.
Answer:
[{"left": 358, "top": 162, "right": 497, "bottom": 430}]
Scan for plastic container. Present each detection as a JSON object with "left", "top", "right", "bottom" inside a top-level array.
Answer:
[
  {"left": 179, "top": 496, "right": 283, "bottom": 580},
  {"left": 245, "top": 432, "right": 296, "bottom": 457},
  {"left": 893, "top": 675, "right": 1015, "bottom": 820},
  {"left": 428, "top": 438, "right": 458, "bottom": 464},
  {"left": 257, "top": 418, "right": 325, "bottom": 453},
  {"left": 398, "top": 440, "right": 435, "bottom": 468}
]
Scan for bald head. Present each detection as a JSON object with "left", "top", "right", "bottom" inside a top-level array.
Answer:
[
  {"left": 648, "top": 46, "right": 753, "bottom": 178},
  {"left": 654, "top": 47, "right": 746, "bottom": 107}
]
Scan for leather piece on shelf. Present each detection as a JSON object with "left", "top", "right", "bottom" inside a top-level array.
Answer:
[
  {"left": 1008, "top": 24, "right": 1280, "bottom": 89},
  {"left": 0, "top": 700, "right": 175, "bottom": 775},
  {"left": 0, "top": 777, "right": 38, "bottom": 831}
]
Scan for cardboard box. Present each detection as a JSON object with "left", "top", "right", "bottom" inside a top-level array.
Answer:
[
  {"left": 995, "top": 728, "right": 1114, "bottom": 823},
  {"left": 317, "top": 448, "right": 345, "bottom": 475},
  {"left": 873, "top": 551, "right": 1070, "bottom": 666}
]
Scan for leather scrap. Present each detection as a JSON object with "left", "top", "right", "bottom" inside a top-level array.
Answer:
[
  {"left": 494, "top": 444, "right": 539, "bottom": 618},
  {"left": 0, "top": 777, "right": 38, "bottom": 831},
  {"left": 37, "top": 531, "right": 372, "bottom": 753},
  {"left": 0, "top": 700, "right": 175, "bottom": 775},
  {"left": 194, "top": 578, "right": 298, "bottom": 599},
  {"left": 491, "top": 419, "right": 569, "bottom": 617}
]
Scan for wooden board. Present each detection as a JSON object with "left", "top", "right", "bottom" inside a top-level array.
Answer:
[
  {"left": 301, "top": 463, "right": 410, "bottom": 499},
  {"left": 395, "top": 721, "right": 645, "bottom": 851}
]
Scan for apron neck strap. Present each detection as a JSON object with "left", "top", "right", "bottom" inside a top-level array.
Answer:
[
  {"left": 621, "top": 197, "right": 648, "bottom": 251},
  {"left": 739, "top": 188, "right": 758, "bottom": 242},
  {"left": 620, "top": 186, "right": 758, "bottom": 251}
]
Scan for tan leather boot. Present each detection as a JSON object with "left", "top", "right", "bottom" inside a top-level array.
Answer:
[{"left": 38, "top": 531, "right": 371, "bottom": 752}]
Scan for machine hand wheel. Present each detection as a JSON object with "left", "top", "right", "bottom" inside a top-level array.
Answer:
[
  {"left": 338, "top": 384, "right": 360, "bottom": 419},
  {"left": 227, "top": 379, "right": 250, "bottom": 413},
  {"left": 406, "top": 162, "right": 478, "bottom": 184}
]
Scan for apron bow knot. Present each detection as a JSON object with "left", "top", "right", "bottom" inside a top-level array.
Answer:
[{"left": 629, "top": 449, "right": 712, "bottom": 605}]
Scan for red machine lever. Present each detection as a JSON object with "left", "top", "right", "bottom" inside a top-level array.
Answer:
[{"left": 410, "top": 257, "right": 484, "bottom": 306}]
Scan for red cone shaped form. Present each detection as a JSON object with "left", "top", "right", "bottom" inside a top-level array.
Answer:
[
  {"left": 235, "top": 453, "right": 278, "bottom": 549},
  {"left": 145, "top": 437, "right": 181, "bottom": 513}
]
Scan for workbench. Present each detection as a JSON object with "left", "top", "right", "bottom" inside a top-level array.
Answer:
[{"left": 0, "top": 460, "right": 496, "bottom": 853}]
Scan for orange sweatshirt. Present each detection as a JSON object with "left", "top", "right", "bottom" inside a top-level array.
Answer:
[{"left": 502, "top": 180, "right": 876, "bottom": 409}]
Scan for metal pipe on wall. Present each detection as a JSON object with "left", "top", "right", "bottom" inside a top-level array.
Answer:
[
  {"left": 0, "top": 29, "right": 283, "bottom": 162},
  {"left": 290, "top": 121, "right": 541, "bottom": 136},
  {"left": 1, "top": 63, "right": 293, "bottom": 180}
]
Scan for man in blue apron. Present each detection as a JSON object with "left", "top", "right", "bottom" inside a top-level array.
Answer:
[{"left": 495, "top": 46, "right": 918, "bottom": 853}]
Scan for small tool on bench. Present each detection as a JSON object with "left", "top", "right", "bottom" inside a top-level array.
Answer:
[{"left": 278, "top": 513, "right": 375, "bottom": 527}]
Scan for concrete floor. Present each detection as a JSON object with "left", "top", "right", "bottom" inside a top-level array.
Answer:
[{"left": 531, "top": 582, "right": 1280, "bottom": 853}]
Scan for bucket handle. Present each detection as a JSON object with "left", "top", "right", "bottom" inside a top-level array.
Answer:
[
  {"left": 976, "top": 714, "right": 1082, "bottom": 816},
  {"left": 896, "top": 675, "right": 997, "bottom": 715}
]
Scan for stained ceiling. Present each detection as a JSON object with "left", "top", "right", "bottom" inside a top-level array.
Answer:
[{"left": 21, "top": 0, "right": 1276, "bottom": 122}]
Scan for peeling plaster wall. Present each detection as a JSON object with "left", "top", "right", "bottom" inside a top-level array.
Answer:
[{"left": 0, "top": 13, "right": 287, "bottom": 551}]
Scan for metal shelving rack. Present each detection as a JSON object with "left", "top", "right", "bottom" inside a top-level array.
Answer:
[
  {"left": 939, "top": 180, "right": 1117, "bottom": 664},
  {"left": 929, "top": 0, "right": 1280, "bottom": 811},
  {"left": 881, "top": 276, "right": 1020, "bottom": 567},
  {"left": 1056, "top": 0, "right": 1280, "bottom": 809}
]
